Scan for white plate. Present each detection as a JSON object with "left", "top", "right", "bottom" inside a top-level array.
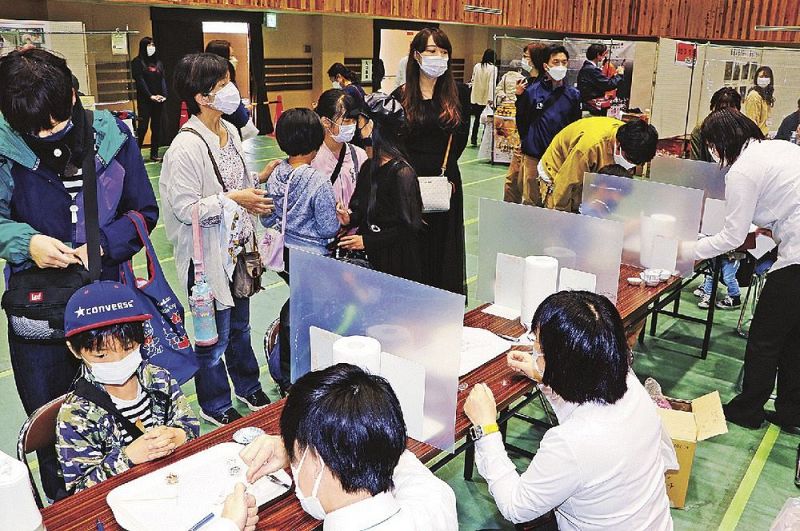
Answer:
[{"left": 106, "top": 442, "right": 292, "bottom": 531}]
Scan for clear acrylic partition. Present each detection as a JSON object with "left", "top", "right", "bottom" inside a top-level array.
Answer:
[
  {"left": 289, "top": 248, "right": 465, "bottom": 451},
  {"left": 476, "top": 198, "right": 624, "bottom": 304},
  {"left": 649, "top": 157, "right": 727, "bottom": 200},
  {"left": 581, "top": 173, "right": 704, "bottom": 276}
]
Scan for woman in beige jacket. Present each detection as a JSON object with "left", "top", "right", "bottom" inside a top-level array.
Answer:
[{"left": 744, "top": 65, "right": 775, "bottom": 135}]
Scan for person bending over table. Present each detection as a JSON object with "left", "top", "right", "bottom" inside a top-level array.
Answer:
[
  {"left": 239, "top": 363, "right": 458, "bottom": 530},
  {"left": 464, "top": 291, "right": 676, "bottom": 530},
  {"left": 693, "top": 108, "right": 800, "bottom": 433}
]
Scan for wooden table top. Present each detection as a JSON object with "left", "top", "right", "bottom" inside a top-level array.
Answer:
[{"left": 41, "top": 265, "right": 680, "bottom": 531}]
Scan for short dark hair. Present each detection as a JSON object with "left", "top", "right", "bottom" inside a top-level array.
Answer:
[
  {"left": 709, "top": 87, "right": 741, "bottom": 112},
  {"left": 205, "top": 39, "right": 231, "bottom": 60},
  {"left": 539, "top": 44, "right": 569, "bottom": 73},
  {"left": 616, "top": 119, "right": 658, "bottom": 165},
  {"left": 701, "top": 108, "right": 764, "bottom": 166},
  {"left": 596, "top": 164, "right": 631, "bottom": 178},
  {"left": 275, "top": 108, "right": 325, "bottom": 156},
  {"left": 315, "top": 89, "right": 359, "bottom": 122},
  {"left": 532, "top": 291, "right": 629, "bottom": 404},
  {"left": 0, "top": 48, "right": 73, "bottom": 134},
  {"left": 327, "top": 62, "right": 357, "bottom": 82},
  {"left": 173, "top": 53, "right": 229, "bottom": 116},
  {"left": 67, "top": 321, "right": 146, "bottom": 354},
  {"left": 586, "top": 43, "right": 608, "bottom": 61},
  {"left": 280, "top": 364, "right": 406, "bottom": 496}
]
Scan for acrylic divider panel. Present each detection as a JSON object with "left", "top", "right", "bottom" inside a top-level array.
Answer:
[
  {"left": 477, "top": 198, "right": 624, "bottom": 306},
  {"left": 581, "top": 173, "right": 704, "bottom": 276},
  {"left": 649, "top": 157, "right": 727, "bottom": 201},
  {"left": 289, "top": 248, "right": 465, "bottom": 452}
]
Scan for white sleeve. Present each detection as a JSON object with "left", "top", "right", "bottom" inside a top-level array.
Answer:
[
  {"left": 203, "top": 517, "right": 239, "bottom": 531},
  {"left": 474, "top": 431, "right": 581, "bottom": 524},
  {"left": 393, "top": 451, "right": 458, "bottom": 531},
  {"left": 694, "top": 170, "right": 758, "bottom": 260},
  {"left": 161, "top": 140, "right": 228, "bottom": 226}
]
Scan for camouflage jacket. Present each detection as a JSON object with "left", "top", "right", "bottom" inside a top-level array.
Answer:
[{"left": 56, "top": 362, "right": 200, "bottom": 493}]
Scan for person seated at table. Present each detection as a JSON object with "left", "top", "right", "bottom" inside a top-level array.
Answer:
[
  {"left": 56, "top": 282, "right": 200, "bottom": 494},
  {"left": 464, "top": 291, "right": 676, "bottom": 530},
  {"left": 239, "top": 363, "right": 458, "bottom": 530}
]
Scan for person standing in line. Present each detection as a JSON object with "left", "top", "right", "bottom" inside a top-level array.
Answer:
[
  {"left": 205, "top": 39, "right": 252, "bottom": 132},
  {"left": 744, "top": 66, "right": 776, "bottom": 136},
  {"left": 514, "top": 44, "right": 581, "bottom": 206},
  {"left": 161, "top": 53, "right": 274, "bottom": 427},
  {"left": 469, "top": 49, "right": 498, "bottom": 146},
  {"left": 694, "top": 108, "right": 800, "bottom": 433},
  {"left": 132, "top": 37, "right": 167, "bottom": 162},
  {"left": 689, "top": 87, "right": 741, "bottom": 162},
  {"left": 577, "top": 43, "right": 624, "bottom": 117},
  {"left": 775, "top": 97, "right": 800, "bottom": 142},
  {"left": 327, "top": 62, "right": 367, "bottom": 107},
  {"left": 504, "top": 42, "right": 544, "bottom": 203},
  {"left": 391, "top": 27, "right": 470, "bottom": 295}
]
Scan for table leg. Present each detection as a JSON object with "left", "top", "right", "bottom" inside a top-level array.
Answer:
[
  {"left": 701, "top": 257, "right": 721, "bottom": 360},
  {"left": 463, "top": 444, "right": 475, "bottom": 481}
]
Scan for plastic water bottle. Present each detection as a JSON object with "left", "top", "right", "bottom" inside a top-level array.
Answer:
[{"left": 189, "top": 276, "right": 218, "bottom": 346}]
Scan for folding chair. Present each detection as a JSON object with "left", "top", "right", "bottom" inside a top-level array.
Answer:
[
  {"left": 263, "top": 318, "right": 288, "bottom": 397},
  {"left": 17, "top": 395, "right": 67, "bottom": 508}
]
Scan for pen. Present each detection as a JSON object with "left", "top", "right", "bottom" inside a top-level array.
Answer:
[
  {"left": 95, "top": 519, "right": 105, "bottom": 531},
  {"left": 188, "top": 512, "right": 215, "bottom": 531},
  {"left": 266, "top": 473, "right": 292, "bottom": 489}
]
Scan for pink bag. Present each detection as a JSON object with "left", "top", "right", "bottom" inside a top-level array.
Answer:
[{"left": 259, "top": 169, "right": 294, "bottom": 272}]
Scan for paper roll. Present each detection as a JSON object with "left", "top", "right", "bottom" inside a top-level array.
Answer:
[
  {"left": 543, "top": 246, "right": 578, "bottom": 270},
  {"left": 520, "top": 256, "right": 559, "bottom": 330},
  {"left": 640, "top": 214, "right": 677, "bottom": 268},
  {"left": 332, "top": 336, "right": 382, "bottom": 375},
  {"left": 366, "top": 325, "right": 413, "bottom": 353},
  {"left": 0, "top": 451, "right": 44, "bottom": 531}
]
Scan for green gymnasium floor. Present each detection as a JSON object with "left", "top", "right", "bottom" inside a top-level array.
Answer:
[{"left": 1, "top": 135, "right": 797, "bottom": 530}]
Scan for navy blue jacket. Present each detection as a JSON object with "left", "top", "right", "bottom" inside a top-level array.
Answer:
[
  {"left": 577, "top": 60, "right": 623, "bottom": 104},
  {"left": 515, "top": 78, "right": 582, "bottom": 159}
]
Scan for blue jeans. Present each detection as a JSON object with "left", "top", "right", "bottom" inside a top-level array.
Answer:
[
  {"left": 194, "top": 296, "right": 263, "bottom": 416},
  {"left": 9, "top": 337, "right": 81, "bottom": 500},
  {"left": 703, "top": 257, "right": 741, "bottom": 297}
]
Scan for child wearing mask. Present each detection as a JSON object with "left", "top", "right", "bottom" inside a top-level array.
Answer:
[{"left": 56, "top": 281, "right": 199, "bottom": 494}]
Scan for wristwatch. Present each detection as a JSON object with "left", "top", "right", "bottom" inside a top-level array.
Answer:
[{"left": 469, "top": 422, "right": 500, "bottom": 442}]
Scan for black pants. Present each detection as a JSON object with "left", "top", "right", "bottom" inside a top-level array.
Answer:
[
  {"left": 136, "top": 99, "right": 163, "bottom": 158},
  {"left": 469, "top": 103, "right": 484, "bottom": 145},
  {"left": 727, "top": 264, "right": 800, "bottom": 424}
]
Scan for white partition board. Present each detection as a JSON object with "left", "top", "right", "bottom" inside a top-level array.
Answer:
[{"left": 649, "top": 156, "right": 728, "bottom": 201}]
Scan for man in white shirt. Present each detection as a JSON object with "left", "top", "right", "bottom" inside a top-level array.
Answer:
[{"left": 238, "top": 364, "right": 458, "bottom": 530}]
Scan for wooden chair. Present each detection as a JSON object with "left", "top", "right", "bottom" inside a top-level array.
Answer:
[{"left": 17, "top": 395, "right": 67, "bottom": 508}]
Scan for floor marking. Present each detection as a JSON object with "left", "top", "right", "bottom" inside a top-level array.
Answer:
[
  {"left": 464, "top": 217, "right": 479, "bottom": 227},
  {"left": 462, "top": 173, "right": 506, "bottom": 188},
  {"left": 717, "top": 423, "right": 780, "bottom": 531}
]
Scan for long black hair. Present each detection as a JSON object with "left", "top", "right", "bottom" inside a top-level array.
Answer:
[
  {"left": 327, "top": 62, "right": 358, "bottom": 83},
  {"left": 701, "top": 108, "right": 765, "bottom": 167},
  {"left": 480, "top": 49, "right": 496, "bottom": 66},
  {"left": 137, "top": 37, "right": 158, "bottom": 64},
  {"left": 751, "top": 65, "right": 775, "bottom": 107},
  {"left": 315, "top": 88, "right": 359, "bottom": 123}
]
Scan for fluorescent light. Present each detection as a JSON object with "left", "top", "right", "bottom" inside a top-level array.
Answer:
[
  {"left": 202, "top": 22, "right": 249, "bottom": 34},
  {"left": 464, "top": 5, "right": 503, "bottom": 15},
  {"left": 754, "top": 25, "right": 800, "bottom": 31}
]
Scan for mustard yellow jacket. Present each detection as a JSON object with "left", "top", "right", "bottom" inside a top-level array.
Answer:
[
  {"left": 744, "top": 89, "right": 772, "bottom": 135},
  {"left": 539, "top": 116, "right": 623, "bottom": 212}
]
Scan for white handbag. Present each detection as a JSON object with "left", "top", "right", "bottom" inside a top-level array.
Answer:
[{"left": 418, "top": 134, "right": 454, "bottom": 213}]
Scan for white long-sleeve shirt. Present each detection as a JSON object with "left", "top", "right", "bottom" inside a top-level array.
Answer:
[
  {"left": 694, "top": 139, "right": 800, "bottom": 271},
  {"left": 470, "top": 63, "right": 498, "bottom": 105},
  {"left": 474, "top": 373, "right": 675, "bottom": 530},
  {"left": 324, "top": 451, "right": 458, "bottom": 530}
]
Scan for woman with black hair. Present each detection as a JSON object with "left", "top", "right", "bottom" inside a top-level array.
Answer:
[
  {"left": 132, "top": 37, "right": 167, "bottom": 162},
  {"left": 696, "top": 108, "right": 800, "bottom": 432},
  {"left": 744, "top": 65, "right": 776, "bottom": 135},
  {"left": 391, "top": 27, "right": 470, "bottom": 295},
  {"left": 204, "top": 39, "right": 251, "bottom": 132},
  {"left": 327, "top": 62, "right": 366, "bottom": 107},
  {"left": 312, "top": 89, "right": 368, "bottom": 206},
  {"left": 336, "top": 93, "right": 424, "bottom": 282},
  {"left": 469, "top": 49, "right": 497, "bottom": 146},
  {"left": 464, "top": 291, "right": 675, "bottom": 530}
]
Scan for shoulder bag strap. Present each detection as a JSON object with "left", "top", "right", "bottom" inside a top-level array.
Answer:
[
  {"left": 180, "top": 127, "right": 227, "bottom": 192},
  {"left": 329, "top": 144, "right": 347, "bottom": 185},
  {"left": 279, "top": 169, "right": 295, "bottom": 236},
  {"left": 349, "top": 144, "right": 360, "bottom": 176},
  {"left": 73, "top": 377, "right": 145, "bottom": 438},
  {"left": 82, "top": 110, "right": 102, "bottom": 281},
  {"left": 191, "top": 204, "right": 205, "bottom": 283},
  {"left": 439, "top": 134, "right": 454, "bottom": 176}
]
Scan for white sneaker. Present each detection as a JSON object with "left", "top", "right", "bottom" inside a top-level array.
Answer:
[
  {"left": 693, "top": 287, "right": 705, "bottom": 298},
  {"left": 698, "top": 294, "right": 711, "bottom": 309}
]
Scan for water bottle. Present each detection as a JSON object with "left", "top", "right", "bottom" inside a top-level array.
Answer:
[
  {"left": 189, "top": 276, "right": 218, "bottom": 346},
  {"left": 791, "top": 131, "right": 798, "bottom": 146}
]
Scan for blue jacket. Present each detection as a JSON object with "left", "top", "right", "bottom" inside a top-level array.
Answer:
[
  {"left": 577, "top": 60, "right": 623, "bottom": 104},
  {"left": 0, "top": 110, "right": 158, "bottom": 274},
  {"left": 515, "top": 78, "right": 582, "bottom": 159}
]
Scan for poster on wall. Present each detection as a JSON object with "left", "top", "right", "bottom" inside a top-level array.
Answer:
[
  {"left": 0, "top": 26, "right": 45, "bottom": 56},
  {"left": 675, "top": 41, "right": 697, "bottom": 67},
  {"left": 492, "top": 101, "right": 519, "bottom": 165}
]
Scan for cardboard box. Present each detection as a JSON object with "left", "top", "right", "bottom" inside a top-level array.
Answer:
[{"left": 657, "top": 390, "right": 728, "bottom": 508}]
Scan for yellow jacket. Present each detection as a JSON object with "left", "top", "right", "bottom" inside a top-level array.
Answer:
[
  {"left": 539, "top": 116, "right": 623, "bottom": 212},
  {"left": 744, "top": 89, "right": 771, "bottom": 135}
]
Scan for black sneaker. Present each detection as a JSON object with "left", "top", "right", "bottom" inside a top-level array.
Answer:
[
  {"left": 236, "top": 390, "right": 271, "bottom": 411},
  {"left": 766, "top": 411, "right": 800, "bottom": 435},
  {"left": 200, "top": 407, "right": 243, "bottom": 427},
  {"left": 722, "top": 403, "right": 764, "bottom": 430},
  {"left": 716, "top": 295, "right": 741, "bottom": 309}
]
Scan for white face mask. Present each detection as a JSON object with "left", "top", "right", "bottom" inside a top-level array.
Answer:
[
  {"left": 757, "top": 77, "right": 771, "bottom": 88},
  {"left": 417, "top": 54, "right": 449, "bottom": 79},
  {"left": 88, "top": 347, "right": 143, "bottom": 385},
  {"left": 613, "top": 143, "right": 637, "bottom": 170},
  {"left": 520, "top": 58, "right": 533, "bottom": 73},
  {"left": 331, "top": 81, "right": 342, "bottom": 90},
  {"left": 330, "top": 122, "right": 356, "bottom": 144},
  {"left": 146, "top": 45, "right": 156, "bottom": 57},
  {"left": 291, "top": 447, "right": 327, "bottom": 520},
  {"left": 708, "top": 146, "right": 722, "bottom": 164},
  {"left": 209, "top": 82, "right": 241, "bottom": 115},
  {"left": 547, "top": 65, "right": 568, "bottom": 81}
]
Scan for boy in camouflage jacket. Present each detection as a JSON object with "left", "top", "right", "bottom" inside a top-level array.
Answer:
[{"left": 56, "top": 281, "right": 199, "bottom": 494}]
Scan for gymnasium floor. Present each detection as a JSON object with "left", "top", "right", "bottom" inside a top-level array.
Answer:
[{"left": 1, "top": 134, "right": 797, "bottom": 530}]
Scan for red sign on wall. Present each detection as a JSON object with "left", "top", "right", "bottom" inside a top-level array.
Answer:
[{"left": 675, "top": 41, "right": 697, "bottom": 67}]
